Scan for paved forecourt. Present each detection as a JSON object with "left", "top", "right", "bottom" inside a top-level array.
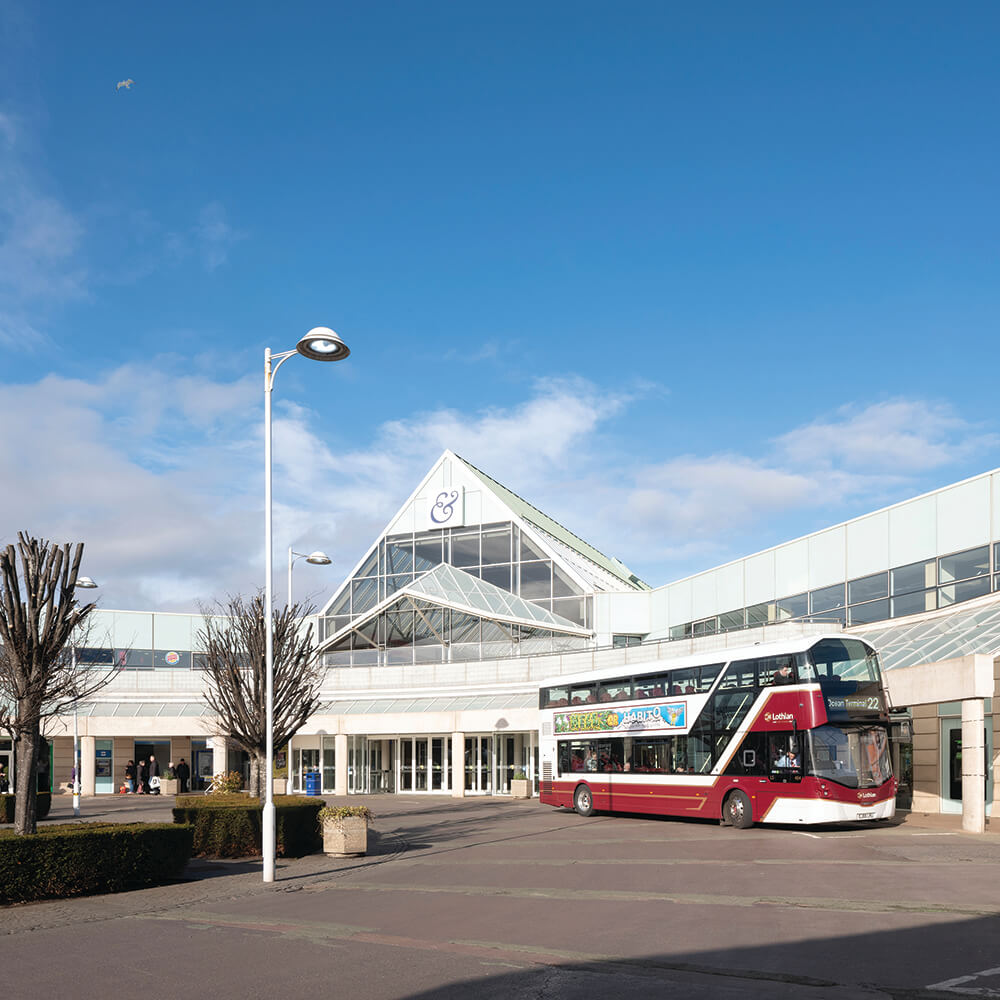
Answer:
[{"left": 3, "top": 796, "right": 1000, "bottom": 999}]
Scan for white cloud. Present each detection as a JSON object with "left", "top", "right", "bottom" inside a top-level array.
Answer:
[
  {"left": 775, "top": 399, "right": 995, "bottom": 472},
  {"left": 0, "top": 365, "right": 993, "bottom": 613},
  {"left": 194, "top": 201, "right": 245, "bottom": 271}
]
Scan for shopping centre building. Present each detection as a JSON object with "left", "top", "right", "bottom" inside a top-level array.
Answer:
[{"left": 12, "top": 451, "right": 1000, "bottom": 828}]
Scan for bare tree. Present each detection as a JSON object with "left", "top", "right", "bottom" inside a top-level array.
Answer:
[
  {"left": 0, "top": 534, "right": 115, "bottom": 835},
  {"left": 198, "top": 593, "right": 325, "bottom": 797}
]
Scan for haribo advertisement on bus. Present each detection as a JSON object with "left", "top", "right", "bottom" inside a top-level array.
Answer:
[{"left": 554, "top": 703, "right": 687, "bottom": 736}]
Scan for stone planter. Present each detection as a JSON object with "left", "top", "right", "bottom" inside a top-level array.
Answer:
[
  {"left": 323, "top": 816, "right": 368, "bottom": 857},
  {"left": 510, "top": 778, "right": 532, "bottom": 799},
  {"left": 158, "top": 778, "right": 178, "bottom": 796}
]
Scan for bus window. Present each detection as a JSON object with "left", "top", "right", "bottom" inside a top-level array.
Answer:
[
  {"left": 634, "top": 674, "right": 668, "bottom": 699},
  {"left": 542, "top": 686, "right": 569, "bottom": 708},
  {"left": 769, "top": 734, "right": 802, "bottom": 781},
  {"left": 570, "top": 685, "right": 597, "bottom": 705},
  {"left": 759, "top": 655, "right": 796, "bottom": 686},
  {"left": 599, "top": 679, "right": 632, "bottom": 702},
  {"left": 718, "top": 659, "right": 756, "bottom": 691}
]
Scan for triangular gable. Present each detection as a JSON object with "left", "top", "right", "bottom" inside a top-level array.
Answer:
[{"left": 320, "top": 449, "right": 644, "bottom": 619}]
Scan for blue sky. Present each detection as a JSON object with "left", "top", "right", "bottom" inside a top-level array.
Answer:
[{"left": 1, "top": 1, "right": 998, "bottom": 610}]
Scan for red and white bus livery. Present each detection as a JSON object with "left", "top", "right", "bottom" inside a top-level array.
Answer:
[{"left": 538, "top": 634, "right": 895, "bottom": 828}]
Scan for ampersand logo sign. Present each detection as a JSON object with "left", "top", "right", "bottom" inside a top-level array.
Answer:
[{"left": 430, "top": 489, "right": 460, "bottom": 524}]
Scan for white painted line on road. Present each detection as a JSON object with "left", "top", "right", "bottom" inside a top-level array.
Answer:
[
  {"left": 792, "top": 832, "right": 822, "bottom": 839},
  {"left": 927, "top": 966, "right": 1000, "bottom": 995},
  {"left": 913, "top": 832, "right": 959, "bottom": 837}
]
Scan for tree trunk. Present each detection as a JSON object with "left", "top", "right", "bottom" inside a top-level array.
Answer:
[
  {"left": 249, "top": 753, "right": 264, "bottom": 799},
  {"left": 14, "top": 727, "right": 39, "bottom": 836}
]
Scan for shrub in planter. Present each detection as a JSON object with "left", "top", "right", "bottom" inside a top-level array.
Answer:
[
  {"left": 172, "top": 795, "right": 323, "bottom": 858},
  {"left": 0, "top": 822, "right": 193, "bottom": 903},
  {"left": 318, "top": 805, "right": 374, "bottom": 857},
  {"left": 0, "top": 792, "right": 51, "bottom": 824}
]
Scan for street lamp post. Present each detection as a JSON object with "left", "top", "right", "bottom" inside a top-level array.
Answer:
[
  {"left": 263, "top": 328, "right": 349, "bottom": 883},
  {"left": 72, "top": 576, "right": 99, "bottom": 818},
  {"left": 287, "top": 548, "right": 332, "bottom": 609}
]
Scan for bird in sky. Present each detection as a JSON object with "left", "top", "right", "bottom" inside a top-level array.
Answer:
[{"left": 115, "top": 79, "right": 135, "bottom": 92}]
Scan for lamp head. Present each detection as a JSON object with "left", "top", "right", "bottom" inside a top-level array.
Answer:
[
  {"left": 76, "top": 577, "right": 99, "bottom": 589},
  {"left": 305, "top": 551, "right": 332, "bottom": 566},
  {"left": 296, "top": 327, "right": 350, "bottom": 362}
]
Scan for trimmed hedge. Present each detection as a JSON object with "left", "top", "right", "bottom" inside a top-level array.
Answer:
[
  {"left": 0, "top": 822, "right": 193, "bottom": 903},
  {"left": 0, "top": 792, "right": 51, "bottom": 824},
  {"left": 173, "top": 795, "right": 323, "bottom": 858}
]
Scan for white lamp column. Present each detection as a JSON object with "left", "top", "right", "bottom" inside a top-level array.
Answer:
[{"left": 263, "top": 328, "right": 350, "bottom": 883}]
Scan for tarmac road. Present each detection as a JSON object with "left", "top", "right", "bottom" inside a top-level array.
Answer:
[{"left": 2, "top": 795, "right": 1000, "bottom": 999}]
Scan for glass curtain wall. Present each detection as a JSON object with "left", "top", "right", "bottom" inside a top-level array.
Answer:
[{"left": 322, "top": 521, "right": 593, "bottom": 666}]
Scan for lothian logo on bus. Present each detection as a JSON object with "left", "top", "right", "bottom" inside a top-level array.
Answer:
[{"left": 763, "top": 711, "right": 795, "bottom": 724}]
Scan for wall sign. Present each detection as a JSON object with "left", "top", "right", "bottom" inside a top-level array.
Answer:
[{"left": 425, "top": 487, "right": 464, "bottom": 530}]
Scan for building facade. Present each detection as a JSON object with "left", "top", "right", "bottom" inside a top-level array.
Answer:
[{"left": 22, "top": 452, "right": 1000, "bottom": 827}]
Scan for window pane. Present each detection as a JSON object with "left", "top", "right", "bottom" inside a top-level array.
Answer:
[
  {"left": 692, "top": 617, "right": 717, "bottom": 636},
  {"left": 939, "top": 577, "right": 991, "bottom": 606},
  {"left": 480, "top": 563, "right": 512, "bottom": 591},
  {"left": 450, "top": 531, "right": 480, "bottom": 568},
  {"left": 810, "top": 583, "right": 845, "bottom": 614},
  {"left": 848, "top": 599, "right": 889, "bottom": 624},
  {"left": 719, "top": 610, "right": 745, "bottom": 630},
  {"left": 891, "top": 560, "right": 935, "bottom": 595},
  {"left": 891, "top": 589, "right": 936, "bottom": 618},
  {"left": 356, "top": 550, "right": 379, "bottom": 577},
  {"left": 520, "top": 533, "right": 547, "bottom": 560},
  {"left": 552, "top": 565, "right": 582, "bottom": 598},
  {"left": 939, "top": 546, "right": 989, "bottom": 584},
  {"left": 351, "top": 578, "right": 378, "bottom": 614},
  {"left": 746, "top": 602, "right": 773, "bottom": 626},
  {"left": 551, "top": 597, "right": 586, "bottom": 625},
  {"left": 519, "top": 560, "right": 552, "bottom": 599},
  {"left": 848, "top": 573, "right": 888, "bottom": 604},
  {"left": 414, "top": 534, "right": 444, "bottom": 572},
  {"left": 384, "top": 536, "right": 414, "bottom": 574},
  {"left": 776, "top": 594, "right": 807, "bottom": 620},
  {"left": 480, "top": 526, "right": 511, "bottom": 565}
]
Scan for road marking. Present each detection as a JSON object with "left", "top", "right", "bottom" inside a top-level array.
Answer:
[{"left": 927, "top": 966, "right": 1000, "bottom": 995}]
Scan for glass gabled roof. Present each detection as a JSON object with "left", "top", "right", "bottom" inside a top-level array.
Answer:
[
  {"left": 406, "top": 564, "right": 584, "bottom": 631},
  {"left": 851, "top": 593, "right": 1000, "bottom": 671},
  {"left": 320, "top": 563, "right": 592, "bottom": 649}
]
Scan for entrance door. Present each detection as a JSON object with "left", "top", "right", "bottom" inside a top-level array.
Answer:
[
  {"left": 368, "top": 740, "right": 394, "bottom": 793},
  {"left": 294, "top": 748, "right": 320, "bottom": 793},
  {"left": 465, "top": 737, "right": 491, "bottom": 793},
  {"left": 941, "top": 719, "right": 994, "bottom": 815}
]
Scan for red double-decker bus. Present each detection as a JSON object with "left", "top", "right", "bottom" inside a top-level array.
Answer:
[{"left": 538, "top": 634, "right": 895, "bottom": 828}]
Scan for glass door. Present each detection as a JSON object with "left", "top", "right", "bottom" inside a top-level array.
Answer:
[
  {"left": 399, "top": 739, "right": 414, "bottom": 791},
  {"left": 465, "top": 737, "right": 491, "bottom": 793},
  {"left": 293, "top": 748, "right": 320, "bottom": 793},
  {"left": 322, "top": 738, "right": 336, "bottom": 793}
]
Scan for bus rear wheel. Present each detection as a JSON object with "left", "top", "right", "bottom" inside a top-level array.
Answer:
[
  {"left": 724, "top": 790, "right": 753, "bottom": 829},
  {"left": 574, "top": 784, "right": 594, "bottom": 817}
]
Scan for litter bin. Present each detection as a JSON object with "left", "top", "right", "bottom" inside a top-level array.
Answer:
[{"left": 304, "top": 771, "right": 321, "bottom": 796}]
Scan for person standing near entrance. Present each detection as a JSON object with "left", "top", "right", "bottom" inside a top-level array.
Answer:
[
  {"left": 124, "top": 759, "right": 135, "bottom": 794},
  {"left": 148, "top": 755, "right": 161, "bottom": 794},
  {"left": 175, "top": 757, "right": 190, "bottom": 794},
  {"left": 137, "top": 756, "right": 149, "bottom": 794}
]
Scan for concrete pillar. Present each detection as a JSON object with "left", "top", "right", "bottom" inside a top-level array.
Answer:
[
  {"left": 335, "top": 733, "right": 349, "bottom": 795},
  {"left": 961, "top": 698, "right": 986, "bottom": 833},
  {"left": 452, "top": 732, "right": 465, "bottom": 798},
  {"left": 81, "top": 736, "right": 96, "bottom": 797},
  {"left": 211, "top": 736, "right": 228, "bottom": 779}
]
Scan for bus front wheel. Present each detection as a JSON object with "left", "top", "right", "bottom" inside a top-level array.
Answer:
[
  {"left": 724, "top": 790, "right": 753, "bottom": 829},
  {"left": 574, "top": 784, "right": 594, "bottom": 817}
]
